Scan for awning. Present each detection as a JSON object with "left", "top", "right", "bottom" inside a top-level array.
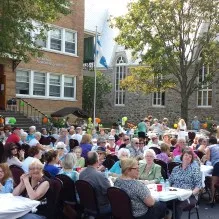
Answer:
[{"left": 51, "top": 107, "right": 88, "bottom": 118}]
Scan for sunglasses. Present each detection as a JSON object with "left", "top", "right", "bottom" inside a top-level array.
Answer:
[
  {"left": 135, "top": 142, "right": 139, "bottom": 144},
  {"left": 57, "top": 148, "right": 64, "bottom": 150},
  {"left": 11, "top": 147, "right": 18, "bottom": 150}
]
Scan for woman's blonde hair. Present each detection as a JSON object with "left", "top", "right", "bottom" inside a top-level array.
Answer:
[
  {"left": 160, "top": 143, "right": 170, "bottom": 153},
  {"left": 80, "top": 134, "right": 92, "bottom": 144},
  {"left": 29, "top": 159, "right": 44, "bottom": 170},
  {"left": 121, "top": 158, "right": 138, "bottom": 174}
]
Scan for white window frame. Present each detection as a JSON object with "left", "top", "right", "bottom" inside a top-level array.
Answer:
[
  {"left": 16, "top": 70, "right": 30, "bottom": 95},
  {"left": 33, "top": 72, "right": 46, "bottom": 96},
  {"left": 16, "top": 69, "right": 76, "bottom": 101},
  {"left": 115, "top": 56, "right": 127, "bottom": 106},
  {"left": 152, "top": 74, "right": 165, "bottom": 107},
  {"left": 49, "top": 74, "right": 61, "bottom": 97},
  {"left": 197, "top": 65, "right": 212, "bottom": 107},
  {"left": 33, "top": 24, "right": 78, "bottom": 56}
]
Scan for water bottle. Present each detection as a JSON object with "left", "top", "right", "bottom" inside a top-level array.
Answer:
[
  {"left": 165, "top": 179, "right": 170, "bottom": 191},
  {"left": 160, "top": 177, "right": 165, "bottom": 191},
  {"left": 105, "top": 168, "right": 109, "bottom": 178}
]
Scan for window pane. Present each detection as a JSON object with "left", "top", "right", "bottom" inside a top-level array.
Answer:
[
  {"left": 65, "top": 42, "right": 75, "bottom": 53},
  {"left": 208, "top": 91, "right": 212, "bottom": 105},
  {"left": 65, "top": 31, "right": 74, "bottom": 42},
  {"left": 49, "top": 75, "right": 60, "bottom": 97},
  {"left": 16, "top": 71, "right": 29, "bottom": 95},
  {"left": 64, "top": 87, "right": 74, "bottom": 98},
  {"left": 50, "top": 29, "right": 61, "bottom": 51},
  {"left": 33, "top": 72, "right": 45, "bottom": 96}
]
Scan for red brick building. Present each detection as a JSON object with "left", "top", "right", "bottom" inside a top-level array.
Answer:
[{"left": 0, "top": 1, "right": 84, "bottom": 115}]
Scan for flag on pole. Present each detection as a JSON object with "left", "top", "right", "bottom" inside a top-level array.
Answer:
[{"left": 96, "top": 37, "right": 108, "bottom": 69}]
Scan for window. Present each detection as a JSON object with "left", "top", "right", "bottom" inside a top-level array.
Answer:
[
  {"left": 64, "top": 76, "right": 75, "bottom": 98},
  {"left": 115, "top": 56, "right": 127, "bottom": 105},
  {"left": 16, "top": 70, "right": 30, "bottom": 95},
  {"left": 65, "top": 31, "right": 76, "bottom": 54},
  {"left": 33, "top": 72, "right": 46, "bottom": 96},
  {"left": 153, "top": 74, "right": 165, "bottom": 106},
  {"left": 16, "top": 70, "right": 76, "bottom": 100},
  {"left": 197, "top": 65, "right": 212, "bottom": 106},
  {"left": 49, "top": 74, "right": 61, "bottom": 97},
  {"left": 153, "top": 92, "right": 165, "bottom": 106},
  {"left": 50, "top": 28, "right": 62, "bottom": 51}
]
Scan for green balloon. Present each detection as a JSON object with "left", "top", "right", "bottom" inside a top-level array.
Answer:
[
  {"left": 20, "top": 101, "right": 24, "bottom": 106},
  {"left": 9, "top": 117, "right": 16, "bottom": 125}
]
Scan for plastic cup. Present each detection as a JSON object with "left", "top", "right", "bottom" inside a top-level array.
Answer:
[
  {"left": 76, "top": 167, "right": 82, "bottom": 172},
  {"left": 157, "top": 184, "right": 162, "bottom": 192}
]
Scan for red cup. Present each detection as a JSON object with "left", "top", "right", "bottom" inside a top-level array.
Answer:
[
  {"left": 76, "top": 167, "right": 82, "bottom": 172},
  {"left": 157, "top": 184, "right": 162, "bottom": 192}
]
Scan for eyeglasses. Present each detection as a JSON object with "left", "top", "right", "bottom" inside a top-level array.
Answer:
[
  {"left": 29, "top": 167, "right": 42, "bottom": 171},
  {"left": 11, "top": 147, "right": 18, "bottom": 150},
  {"left": 100, "top": 142, "right": 106, "bottom": 144},
  {"left": 124, "top": 139, "right": 130, "bottom": 141},
  {"left": 57, "top": 148, "right": 64, "bottom": 150},
  {"left": 135, "top": 142, "right": 139, "bottom": 144},
  {"left": 130, "top": 167, "right": 139, "bottom": 170},
  {"left": 139, "top": 143, "right": 144, "bottom": 145}
]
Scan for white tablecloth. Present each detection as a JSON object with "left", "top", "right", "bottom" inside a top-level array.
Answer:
[
  {"left": 148, "top": 185, "right": 192, "bottom": 202},
  {"left": 200, "top": 165, "right": 213, "bottom": 187},
  {"left": 0, "top": 194, "right": 40, "bottom": 219}
]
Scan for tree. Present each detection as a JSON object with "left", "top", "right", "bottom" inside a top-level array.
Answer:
[
  {"left": 82, "top": 71, "right": 112, "bottom": 117},
  {"left": 111, "top": 0, "right": 219, "bottom": 122},
  {"left": 0, "top": 0, "right": 71, "bottom": 62}
]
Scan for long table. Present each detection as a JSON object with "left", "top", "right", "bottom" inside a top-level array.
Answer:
[
  {"left": 200, "top": 165, "right": 213, "bottom": 187},
  {"left": 0, "top": 193, "right": 40, "bottom": 219}
]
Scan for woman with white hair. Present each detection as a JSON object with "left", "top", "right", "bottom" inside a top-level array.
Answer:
[
  {"left": 29, "top": 132, "right": 45, "bottom": 151},
  {"left": 139, "top": 149, "right": 162, "bottom": 184},
  {"left": 56, "top": 142, "right": 67, "bottom": 162},
  {"left": 109, "top": 148, "right": 130, "bottom": 176},
  {"left": 59, "top": 153, "right": 79, "bottom": 182}
]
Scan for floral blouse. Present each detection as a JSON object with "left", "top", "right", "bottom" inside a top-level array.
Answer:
[{"left": 169, "top": 164, "right": 202, "bottom": 190}]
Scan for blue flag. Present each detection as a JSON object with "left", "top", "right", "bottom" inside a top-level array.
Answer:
[{"left": 96, "top": 37, "right": 108, "bottom": 69}]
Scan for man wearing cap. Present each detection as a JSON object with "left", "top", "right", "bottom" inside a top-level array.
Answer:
[
  {"left": 191, "top": 116, "right": 201, "bottom": 132},
  {"left": 96, "top": 146, "right": 107, "bottom": 171},
  {"left": 6, "top": 128, "right": 22, "bottom": 145},
  {"left": 79, "top": 151, "right": 111, "bottom": 214}
]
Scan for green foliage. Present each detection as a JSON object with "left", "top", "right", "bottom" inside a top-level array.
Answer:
[
  {"left": 0, "top": 0, "right": 71, "bottom": 62},
  {"left": 49, "top": 117, "right": 66, "bottom": 128},
  {"left": 111, "top": 0, "right": 219, "bottom": 121},
  {"left": 82, "top": 71, "right": 112, "bottom": 117}
]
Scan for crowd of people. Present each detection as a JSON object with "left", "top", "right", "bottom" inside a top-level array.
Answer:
[{"left": 0, "top": 115, "right": 219, "bottom": 219}]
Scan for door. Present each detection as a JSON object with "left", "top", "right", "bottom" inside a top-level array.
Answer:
[{"left": 0, "top": 64, "right": 6, "bottom": 110}]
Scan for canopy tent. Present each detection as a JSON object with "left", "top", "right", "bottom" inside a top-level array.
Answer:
[{"left": 51, "top": 107, "right": 88, "bottom": 118}]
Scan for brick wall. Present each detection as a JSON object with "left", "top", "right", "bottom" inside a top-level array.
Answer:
[{"left": 2, "top": 0, "right": 85, "bottom": 115}]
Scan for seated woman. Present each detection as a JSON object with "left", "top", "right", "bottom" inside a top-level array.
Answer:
[
  {"left": 13, "top": 160, "right": 50, "bottom": 219},
  {"left": 4, "top": 142, "right": 24, "bottom": 167},
  {"left": 73, "top": 146, "right": 85, "bottom": 168},
  {"left": 0, "top": 163, "right": 13, "bottom": 193},
  {"left": 169, "top": 149, "right": 202, "bottom": 219},
  {"left": 156, "top": 143, "right": 172, "bottom": 164},
  {"left": 114, "top": 158, "right": 166, "bottom": 219},
  {"left": 109, "top": 148, "right": 130, "bottom": 176},
  {"left": 139, "top": 149, "right": 162, "bottom": 184},
  {"left": 56, "top": 142, "right": 67, "bottom": 162},
  {"left": 59, "top": 153, "right": 79, "bottom": 182},
  {"left": 44, "top": 150, "right": 60, "bottom": 177}
]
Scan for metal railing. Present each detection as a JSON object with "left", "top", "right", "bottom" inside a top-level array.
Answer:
[{"left": 15, "top": 97, "right": 47, "bottom": 125}]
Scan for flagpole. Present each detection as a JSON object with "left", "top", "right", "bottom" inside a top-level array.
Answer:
[{"left": 93, "top": 26, "right": 98, "bottom": 128}]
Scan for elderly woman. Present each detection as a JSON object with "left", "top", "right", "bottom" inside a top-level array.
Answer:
[
  {"left": 168, "top": 149, "right": 202, "bottom": 219},
  {"left": 0, "top": 163, "right": 13, "bottom": 193},
  {"left": 13, "top": 160, "right": 50, "bottom": 219},
  {"left": 29, "top": 132, "right": 45, "bottom": 151},
  {"left": 129, "top": 138, "right": 143, "bottom": 159},
  {"left": 139, "top": 149, "right": 162, "bottom": 184},
  {"left": 109, "top": 148, "right": 130, "bottom": 176},
  {"left": 59, "top": 153, "right": 79, "bottom": 182},
  {"left": 114, "top": 158, "right": 166, "bottom": 219},
  {"left": 56, "top": 142, "right": 67, "bottom": 162},
  {"left": 205, "top": 136, "right": 219, "bottom": 203}
]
